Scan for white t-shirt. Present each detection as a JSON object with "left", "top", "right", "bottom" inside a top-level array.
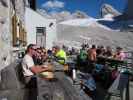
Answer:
[{"left": 22, "top": 54, "right": 34, "bottom": 76}]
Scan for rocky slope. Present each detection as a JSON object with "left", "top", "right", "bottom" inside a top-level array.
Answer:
[{"left": 57, "top": 18, "right": 133, "bottom": 50}]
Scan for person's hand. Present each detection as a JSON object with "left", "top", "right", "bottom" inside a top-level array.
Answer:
[
  {"left": 63, "top": 64, "right": 69, "bottom": 71},
  {"left": 47, "top": 64, "right": 53, "bottom": 71},
  {"left": 42, "top": 64, "right": 53, "bottom": 72}
]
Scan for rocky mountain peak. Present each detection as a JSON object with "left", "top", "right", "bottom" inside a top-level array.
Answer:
[
  {"left": 72, "top": 10, "right": 90, "bottom": 18},
  {"left": 101, "top": 4, "right": 121, "bottom": 18}
]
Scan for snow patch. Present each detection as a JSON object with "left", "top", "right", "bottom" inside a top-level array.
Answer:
[{"left": 59, "top": 18, "right": 113, "bottom": 31}]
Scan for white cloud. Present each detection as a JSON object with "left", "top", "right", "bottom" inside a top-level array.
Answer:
[{"left": 42, "top": 0, "right": 65, "bottom": 9}]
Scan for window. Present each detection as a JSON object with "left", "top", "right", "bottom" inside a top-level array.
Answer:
[
  {"left": 12, "top": 14, "right": 27, "bottom": 47},
  {"left": 36, "top": 27, "right": 46, "bottom": 47}
]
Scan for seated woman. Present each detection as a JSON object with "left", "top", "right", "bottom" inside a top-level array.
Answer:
[
  {"left": 113, "top": 47, "right": 126, "bottom": 61},
  {"left": 104, "top": 46, "right": 113, "bottom": 58}
]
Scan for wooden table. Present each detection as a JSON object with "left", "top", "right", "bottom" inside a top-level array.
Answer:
[
  {"left": 37, "top": 62, "right": 90, "bottom": 100},
  {"left": 97, "top": 56, "right": 125, "bottom": 66}
]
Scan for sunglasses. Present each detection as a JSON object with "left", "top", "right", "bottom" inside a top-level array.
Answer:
[{"left": 30, "top": 47, "right": 36, "bottom": 51}]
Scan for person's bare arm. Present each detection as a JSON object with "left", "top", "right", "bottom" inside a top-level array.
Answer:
[
  {"left": 30, "top": 65, "right": 51, "bottom": 74},
  {"left": 93, "top": 52, "right": 97, "bottom": 61}
]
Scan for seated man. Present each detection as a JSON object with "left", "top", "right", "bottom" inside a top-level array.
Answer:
[
  {"left": 53, "top": 46, "right": 67, "bottom": 64},
  {"left": 22, "top": 44, "right": 51, "bottom": 84},
  {"left": 79, "top": 47, "right": 88, "bottom": 66},
  {"left": 22, "top": 44, "right": 52, "bottom": 100},
  {"left": 87, "top": 45, "right": 97, "bottom": 73}
]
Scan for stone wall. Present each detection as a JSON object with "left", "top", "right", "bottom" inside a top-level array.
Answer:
[
  {"left": 14, "top": 0, "right": 26, "bottom": 25},
  {"left": 0, "top": 0, "right": 12, "bottom": 70},
  {"left": 0, "top": 0, "right": 26, "bottom": 71}
]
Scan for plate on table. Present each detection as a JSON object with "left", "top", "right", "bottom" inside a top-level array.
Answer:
[{"left": 39, "top": 71, "right": 54, "bottom": 80}]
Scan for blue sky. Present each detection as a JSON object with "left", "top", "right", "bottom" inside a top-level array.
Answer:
[{"left": 37, "top": 0, "right": 127, "bottom": 18}]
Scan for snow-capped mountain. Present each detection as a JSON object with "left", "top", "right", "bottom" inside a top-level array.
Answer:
[
  {"left": 37, "top": 9, "right": 52, "bottom": 18},
  {"left": 72, "top": 10, "right": 90, "bottom": 18},
  {"left": 37, "top": 9, "right": 90, "bottom": 22},
  {"left": 59, "top": 18, "right": 112, "bottom": 31}
]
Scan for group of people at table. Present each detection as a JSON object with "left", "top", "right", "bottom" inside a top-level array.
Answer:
[
  {"left": 22, "top": 44, "right": 126, "bottom": 83},
  {"left": 22, "top": 44, "right": 67, "bottom": 83}
]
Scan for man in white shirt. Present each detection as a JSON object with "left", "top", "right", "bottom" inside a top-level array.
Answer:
[
  {"left": 22, "top": 44, "right": 50, "bottom": 83},
  {"left": 22, "top": 44, "right": 50, "bottom": 99}
]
